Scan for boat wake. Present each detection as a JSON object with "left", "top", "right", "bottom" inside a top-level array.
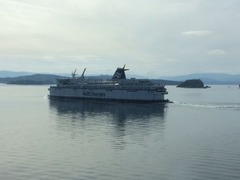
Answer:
[{"left": 173, "top": 101, "right": 240, "bottom": 110}]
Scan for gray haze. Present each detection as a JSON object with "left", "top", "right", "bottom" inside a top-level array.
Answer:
[{"left": 0, "top": 0, "right": 239, "bottom": 78}]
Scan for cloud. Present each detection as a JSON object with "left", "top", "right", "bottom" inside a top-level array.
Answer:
[
  {"left": 207, "top": 49, "right": 226, "bottom": 56},
  {"left": 0, "top": 0, "right": 239, "bottom": 76},
  {"left": 181, "top": 30, "right": 212, "bottom": 36},
  {"left": 165, "top": 58, "right": 180, "bottom": 63}
]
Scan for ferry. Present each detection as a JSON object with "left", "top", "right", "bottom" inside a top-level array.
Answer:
[{"left": 48, "top": 65, "right": 168, "bottom": 103}]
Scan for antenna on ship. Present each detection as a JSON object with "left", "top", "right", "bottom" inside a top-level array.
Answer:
[
  {"left": 72, "top": 69, "right": 77, "bottom": 79},
  {"left": 81, "top": 68, "right": 87, "bottom": 79},
  {"left": 123, "top": 64, "right": 129, "bottom": 71}
]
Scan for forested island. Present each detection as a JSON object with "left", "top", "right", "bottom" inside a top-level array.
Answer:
[{"left": 177, "top": 79, "right": 210, "bottom": 88}]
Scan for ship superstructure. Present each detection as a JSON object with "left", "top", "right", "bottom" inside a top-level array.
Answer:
[{"left": 48, "top": 65, "right": 168, "bottom": 102}]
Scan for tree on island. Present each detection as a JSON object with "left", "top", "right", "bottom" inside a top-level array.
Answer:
[{"left": 177, "top": 79, "right": 210, "bottom": 88}]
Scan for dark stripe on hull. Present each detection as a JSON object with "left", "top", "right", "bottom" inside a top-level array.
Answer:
[{"left": 48, "top": 95, "right": 170, "bottom": 104}]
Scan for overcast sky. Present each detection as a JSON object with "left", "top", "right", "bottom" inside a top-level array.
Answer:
[{"left": 0, "top": 0, "right": 239, "bottom": 77}]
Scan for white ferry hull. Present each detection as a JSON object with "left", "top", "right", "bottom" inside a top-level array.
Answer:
[
  {"left": 49, "top": 87, "right": 168, "bottom": 103},
  {"left": 49, "top": 66, "right": 169, "bottom": 103}
]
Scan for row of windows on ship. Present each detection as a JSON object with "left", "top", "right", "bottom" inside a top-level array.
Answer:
[{"left": 59, "top": 85, "right": 164, "bottom": 91}]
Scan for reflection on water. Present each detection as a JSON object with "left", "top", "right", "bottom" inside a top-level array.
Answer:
[
  {"left": 49, "top": 99, "right": 167, "bottom": 150},
  {"left": 49, "top": 99, "right": 167, "bottom": 120}
]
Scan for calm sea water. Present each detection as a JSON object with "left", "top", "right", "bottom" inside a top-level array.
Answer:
[{"left": 0, "top": 85, "right": 240, "bottom": 180}]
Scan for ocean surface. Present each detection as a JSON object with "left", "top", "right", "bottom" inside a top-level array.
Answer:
[{"left": 0, "top": 84, "right": 240, "bottom": 180}]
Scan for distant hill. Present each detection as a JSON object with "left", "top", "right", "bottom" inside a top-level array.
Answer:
[
  {"left": 161, "top": 73, "right": 240, "bottom": 85},
  {"left": 150, "top": 79, "right": 180, "bottom": 85},
  {"left": 0, "top": 70, "right": 34, "bottom": 78},
  {"left": 0, "top": 72, "right": 179, "bottom": 85},
  {"left": 8, "top": 70, "right": 238, "bottom": 85},
  {"left": 0, "top": 74, "right": 63, "bottom": 85},
  {"left": 2, "top": 71, "right": 240, "bottom": 85}
]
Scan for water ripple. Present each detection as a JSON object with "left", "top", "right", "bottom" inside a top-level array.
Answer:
[{"left": 173, "top": 101, "right": 240, "bottom": 109}]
